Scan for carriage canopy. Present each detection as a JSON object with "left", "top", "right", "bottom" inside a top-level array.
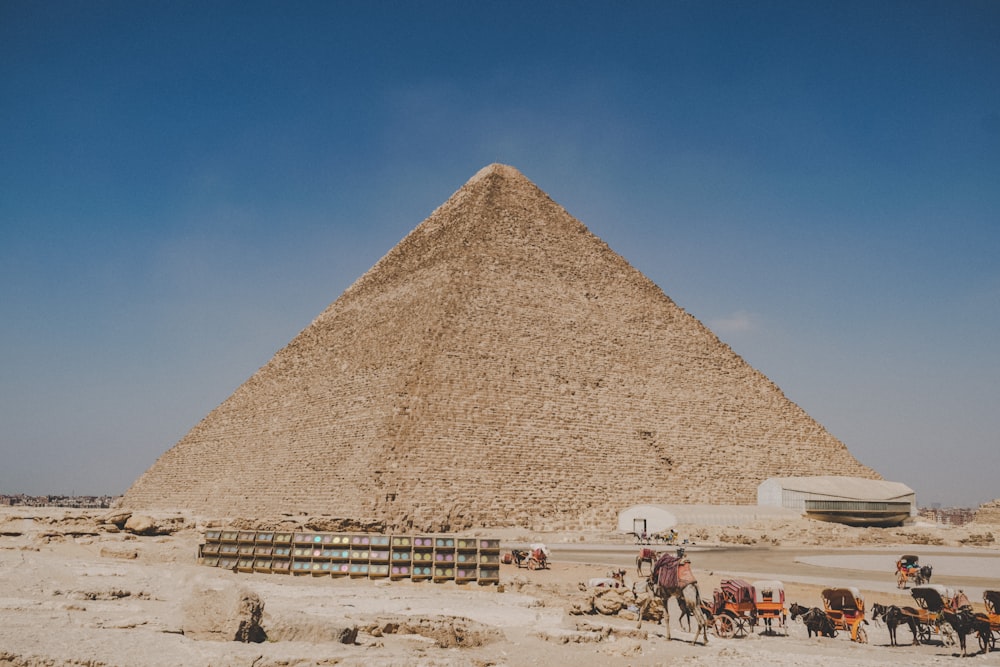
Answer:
[
  {"left": 986, "top": 590, "right": 1000, "bottom": 614},
  {"left": 753, "top": 580, "right": 786, "bottom": 604},
  {"left": 822, "top": 587, "right": 864, "bottom": 613},
  {"left": 911, "top": 584, "right": 956, "bottom": 611},
  {"left": 719, "top": 579, "right": 756, "bottom": 604}
]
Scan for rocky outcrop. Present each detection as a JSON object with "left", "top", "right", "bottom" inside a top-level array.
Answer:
[
  {"left": 181, "top": 581, "right": 265, "bottom": 643},
  {"left": 362, "top": 615, "right": 501, "bottom": 648},
  {"left": 975, "top": 499, "right": 1000, "bottom": 526}
]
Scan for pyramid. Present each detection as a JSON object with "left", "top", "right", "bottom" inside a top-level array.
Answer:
[{"left": 122, "top": 164, "right": 879, "bottom": 531}]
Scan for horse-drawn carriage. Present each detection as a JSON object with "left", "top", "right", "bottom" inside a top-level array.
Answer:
[
  {"left": 753, "top": 580, "right": 788, "bottom": 635},
  {"left": 710, "top": 579, "right": 758, "bottom": 638},
  {"left": 821, "top": 587, "right": 868, "bottom": 643},
  {"left": 896, "top": 554, "right": 931, "bottom": 589},
  {"left": 978, "top": 590, "right": 1000, "bottom": 652},
  {"left": 904, "top": 584, "right": 957, "bottom": 646},
  {"left": 706, "top": 578, "right": 789, "bottom": 638}
]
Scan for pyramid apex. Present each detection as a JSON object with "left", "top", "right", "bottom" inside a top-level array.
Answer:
[{"left": 468, "top": 163, "right": 525, "bottom": 184}]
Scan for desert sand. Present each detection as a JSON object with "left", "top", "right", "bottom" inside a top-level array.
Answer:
[{"left": 1, "top": 508, "right": 998, "bottom": 666}]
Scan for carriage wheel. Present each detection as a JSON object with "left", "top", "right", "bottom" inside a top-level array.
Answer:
[
  {"left": 854, "top": 626, "right": 868, "bottom": 644},
  {"left": 917, "top": 624, "right": 932, "bottom": 643},
  {"left": 941, "top": 625, "right": 956, "bottom": 647},
  {"left": 735, "top": 616, "right": 750, "bottom": 637},
  {"left": 715, "top": 615, "right": 735, "bottom": 638}
]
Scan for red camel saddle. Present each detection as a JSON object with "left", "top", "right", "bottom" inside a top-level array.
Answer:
[{"left": 652, "top": 553, "right": 696, "bottom": 589}]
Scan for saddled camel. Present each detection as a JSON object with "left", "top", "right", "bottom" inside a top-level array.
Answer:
[
  {"left": 635, "top": 548, "right": 659, "bottom": 577},
  {"left": 635, "top": 562, "right": 709, "bottom": 644}
]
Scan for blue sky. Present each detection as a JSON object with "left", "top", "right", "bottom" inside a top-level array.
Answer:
[{"left": 2, "top": 1, "right": 998, "bottom": 507}]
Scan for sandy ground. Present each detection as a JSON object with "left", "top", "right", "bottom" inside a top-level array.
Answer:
[{"left": 1, "top": 508, "right": 999, "bottom": 666}]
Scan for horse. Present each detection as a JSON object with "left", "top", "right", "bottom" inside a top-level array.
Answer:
[
  {"left": 790, "top": 602, "right": 837, "bottom": 638},
  {"left": 917, "top": 564, "right": 933, "bottom": 585},
  {"left": 510, "top": 549, "right": 528, "bottom": 568},
  {"left": 636, "top": 548, "right": 659, "bottom": 577},
  {"left": 635, "top": 556, "right": 709, "bottom": 645},
  {"left": 941, "top": 607, "right": 991, "bottom": 657},
  {"left": 871, "top": 602, "right": 918, "bottom": 646}
]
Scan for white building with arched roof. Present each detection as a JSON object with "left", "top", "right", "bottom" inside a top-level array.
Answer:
[{"left": 757, "top": 476, "right": 916, "bottom": 527}]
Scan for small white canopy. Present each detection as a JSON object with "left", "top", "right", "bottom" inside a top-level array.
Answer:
[{"left": 753, "top": 580, "right": 785, "bottom": 603}]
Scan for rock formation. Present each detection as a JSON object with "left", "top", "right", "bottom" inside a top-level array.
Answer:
[{"left": 975, "top": 499, "right": 1000, "bottom": 526}]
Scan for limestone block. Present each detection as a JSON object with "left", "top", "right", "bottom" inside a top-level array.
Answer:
[{"left": 181, "top": 581, "right": 265, "bottom": 643}]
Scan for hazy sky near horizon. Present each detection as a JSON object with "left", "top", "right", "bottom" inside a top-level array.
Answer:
[{"left": 2, "top": 2, "right": 998, "bottom": 508}]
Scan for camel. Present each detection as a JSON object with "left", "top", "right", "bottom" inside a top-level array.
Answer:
[
  {"left": 635, "top": 553, "right": 709, "bottom": 645},
  {"left": 586, "top": 568, "right": 626, "bottom": 589},
  {"left": 635, "top": 547, "right": 659, "bottom": 577},
  {"left": 871, "top": 602, "right": 918, "bottom": 646}
]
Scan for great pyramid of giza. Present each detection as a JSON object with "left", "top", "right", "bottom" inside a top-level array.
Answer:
[{"left": 122, "top": 164, "right": 879, "bottom": 531}]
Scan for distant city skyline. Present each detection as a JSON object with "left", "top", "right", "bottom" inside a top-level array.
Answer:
[{"left": 2, "top": 2, "right": 998, "bottom": 508}]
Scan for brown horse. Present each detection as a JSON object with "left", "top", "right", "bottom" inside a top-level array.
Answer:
[
  {"left": 789, "top": 602, "right": 837, "bottom": 638},
  {"left": 872, "top": 602, "right": 918, "bottom": 646},
  {"left": 635, "top": 555, "right": 709, "bottom": 645},
  {"left": 942, "top": 607, "right": 991, "bottom": 657}
]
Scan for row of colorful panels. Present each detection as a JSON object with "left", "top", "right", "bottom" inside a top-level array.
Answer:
[
  {"left": 202, "top": 557, "right": 500, "bottom": 584},
  {"left": 201, "top": 543, "right": 501, "bottom": 564},
  {"left": 204, "top": 530, "right": 500, "bottom": 551}
]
